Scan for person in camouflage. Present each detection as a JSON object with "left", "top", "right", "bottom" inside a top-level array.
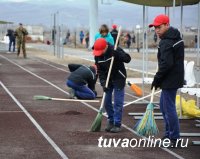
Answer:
[{"left": 15, "top": 23, "right": 28, "bottom": 58}]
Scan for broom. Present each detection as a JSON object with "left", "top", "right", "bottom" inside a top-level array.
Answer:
[
  {"left": 133, "top": 86, "right": 159, "bottom": 136},
  {"left": 33, "top": 95, "right": 100, "bottom": 102},
  {"left": 90, "top": 26, "right": 121, "bottom": 132},
  {"left": 127, "top": 81, "right": 142, "bottom": 96}
]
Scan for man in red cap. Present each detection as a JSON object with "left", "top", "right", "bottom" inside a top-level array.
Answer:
[
  {"left": 149, "top": 14, "right": 185, "bottom": 147},
  {"left": 93, "top": 38, "right": 131, "bottom": 133},
  {"left": 110, "top": 24, "right": 119, "bottom": 45}
]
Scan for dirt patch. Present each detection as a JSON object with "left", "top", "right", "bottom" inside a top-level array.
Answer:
[{"left": 62, "top": 110, "right": 82, "bottom": 115}]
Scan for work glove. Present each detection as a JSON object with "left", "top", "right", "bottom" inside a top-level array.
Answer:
[
  {"left": 103, "top": 86, "right": 109, "bottom": 93},
  {"left": 112, "top": 50, "right": 120, "bottom": 59},
  {"left": 151, "top": 77, "right": 161, "bottom": 90},
  {"left": 93, "top": 90, "right": 97, "bottom": 97}
]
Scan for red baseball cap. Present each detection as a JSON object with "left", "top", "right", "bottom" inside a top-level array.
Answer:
[
  {"left": 149, "top": 14, "right": 169, "bottom": 28},
  {"left": 112, "top": 24, "right": 117, "bottom": 29},
  {"left": 93, "top": 38, "right": 107, "bottom": 56}
]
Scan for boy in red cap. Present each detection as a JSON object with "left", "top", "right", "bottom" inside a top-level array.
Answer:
[
  {"left": 149, "top": 14, "right": 185, "bottom": 147},
  {"left": 93, "top": 38, "right": 131, "bottom": 133}
]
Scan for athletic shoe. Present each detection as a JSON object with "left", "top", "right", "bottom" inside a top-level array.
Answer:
[
  {"left": 110, "top": 126, "right": 121, "bottom": 133},
  {"left": 68, "top": 88, "right": 75, "bottom": 99},
  {"left": 168, "top": 139, "right": 182, "bottom": 148},
  {"left": 105, "top": 122, "right": 114, "bottom": 132}
]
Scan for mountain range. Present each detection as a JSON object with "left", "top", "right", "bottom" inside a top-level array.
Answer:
[{"left": 0, "top": 0, "right": 199, "bottom": 30}]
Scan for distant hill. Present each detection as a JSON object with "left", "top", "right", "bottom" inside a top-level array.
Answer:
[
  {"left": 0, "top": 1, "right": 198, "bottom": 30},
  {"left": 0, "top": 20, "right": 13, "bottom": 24}
]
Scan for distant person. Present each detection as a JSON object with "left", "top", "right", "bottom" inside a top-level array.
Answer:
[
  {"left": 6, "top": 29, "right": 16, "bottom": 53},
  {"left": 126, "top": 33, "right": 131, "bottom": 49},
  {"left": 66, "top": 64, "right": 97, "bottom": 99},
  {"left": 47, "top": 40, "right": 51, "bottom": 45},
  {"left": 132, "top": 33, "right": 135, "bottom": 44},
  {"left": 52, "top": 28, "right": 56, "bottom": 45},
  {"left": 110, "top": 24, "right": 118, "bottom": 45},
  {"left": 95, "top": 24, "right": 114, "bottom": 45},
  {"left": 79, "top": 30, "right": 84, "bottom": 44},
  {"left": 15, "top": 23, "right": 28, "bottom": 58},
  {"left": 194, "top": 35, "right": 198, "bottom": 48},
  {"left": 66, "top": 30, "right": 70, "bottom": 44},
  {"left": 85, "top": 32, "right": 89, "bottom": 48},
  {"left": 153, "top": 32, "right": 158, "bottom": 43}
]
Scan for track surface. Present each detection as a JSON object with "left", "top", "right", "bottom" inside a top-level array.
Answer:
[{"left": 0, "top": 52, "right": 199, "bottom": 159}]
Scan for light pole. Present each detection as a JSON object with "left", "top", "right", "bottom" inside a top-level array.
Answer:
[{"left": 136, "top": 25, "right": 141, "bottom": 53}]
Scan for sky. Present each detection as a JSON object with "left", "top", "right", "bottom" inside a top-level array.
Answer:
[{"left": 0, "top": 0, "right": 199, "bottom": 30}]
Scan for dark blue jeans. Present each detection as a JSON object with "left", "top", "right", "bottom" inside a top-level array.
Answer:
[
  {"left": 104, "top": 85, "right": 125, "bottom": 127},
  {"left": 160, "top": 89, "right": 180, "bottom": 139},
  {"left": 66, "top": 80, "right": 95, "bottom": 99},
  {"left": 9, "top": 39, "right": 15, "bottom": 52}
]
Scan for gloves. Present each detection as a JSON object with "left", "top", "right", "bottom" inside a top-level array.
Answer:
[
  {"left": 93, "top": 90, "right": 97, "bottom": 97},
  {"left": 112, "top": 50, "right": 120, "bottom": 57},
  {"left": 103, "top": 86, "right": 109, "bottom": 92},
  {"left": 151, "top": 77, "right": 161, "bottom": 90}
]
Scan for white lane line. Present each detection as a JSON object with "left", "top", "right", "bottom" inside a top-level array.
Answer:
[
  {"left": 0, "top": 81, "right": 68, "bottom": 159},
  {"left": 1, "top": 55, "right": 185, "bottom": 159},
  {"left": 0, "top": 111, "right": 23, "bottom": 113},
  {"left": 33, "top": 58, "right": 69, "bottom": 72},
  {"left": 0, "top": 55, "right": 69, "bottom": 95},
  {"left": 36, "top": 59, "right": 162, "bottom": 106},
  {"left": 35, "top": 59, "right": 185, "bottom": 159}
]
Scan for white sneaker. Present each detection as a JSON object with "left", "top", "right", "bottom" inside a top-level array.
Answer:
[
  {"left": 68, "top": 88, "right": 75, "bottom": 99},
  {"left": 6, "top": 51, "right": 11, "bottom": 53}
]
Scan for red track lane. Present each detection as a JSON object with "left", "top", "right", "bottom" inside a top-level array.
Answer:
[{"left": 0, "top": 52, "right": 199, "bottom": 159}]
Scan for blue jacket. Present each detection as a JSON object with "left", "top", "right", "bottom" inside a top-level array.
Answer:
[{"left": 95, "top": 32, "right": 114, "bottom": 45}]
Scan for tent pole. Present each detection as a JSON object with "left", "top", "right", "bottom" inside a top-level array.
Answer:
[
  {"left": 142, "top": 5, "right": 145, "bottom": 97},
  {"left": 180, "top": 0, "right": 183, "bottom": 38},
  {"left": 145, "top": 6, "right": 149, "bottom": 78},
  {"left": 172, "top": 0, "right": 176, "bottom": 26},
  {"left": 89, "top": 0, "right": 98, "bottom": 48},
  {"left": 197, "top": 2, "right": 200, "bottom": 66}
]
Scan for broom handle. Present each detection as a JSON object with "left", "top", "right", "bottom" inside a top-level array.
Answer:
[
  {"left": 51, "top": 98, "right": 99, "bottom": 102},
  {"left": 150, "top": 87, "right": 155, "bottom": 103},
  {"left": 99, "top": 26, "right": 121, "bottom": 110},
  {"left": 150, "top": 65, "right": 159, "bottom": 103},
  {"left": 105, "top": 26, "right": 121, "bottom": 88}
]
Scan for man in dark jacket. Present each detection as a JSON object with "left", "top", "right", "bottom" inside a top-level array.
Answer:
[
  {"left": 149, "top": 14, "right": 184, "bottom": 147},
  {"left": 93, "top": 38, "right": 131, "bottom": 133},
  {"left": 66, "top": 64, "right": 97, "bottom": 99},
  {"left": 6, "top": 29, "right": 16, "bottom": 53}
]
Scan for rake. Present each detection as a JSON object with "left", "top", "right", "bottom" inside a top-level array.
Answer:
[
  {"left": 90, "top": 26, "right": 121, "bottom": 132},
  {"left": 33, "top": 95, "right": 100, "bottom": 102}
]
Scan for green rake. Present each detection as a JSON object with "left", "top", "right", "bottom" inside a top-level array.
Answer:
[{"left": 33, "top": 95, "right": 100, "bottom": 103}]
